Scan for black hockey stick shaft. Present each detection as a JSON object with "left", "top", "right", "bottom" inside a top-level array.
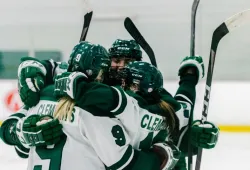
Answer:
[
  {"left": 195, "top": 9, "right": 250, "bottom": 170},
  {"left": 188, "top": 0, "right": 200, "bottom": 170},
  {"left": 190, "top": 0, "right": 200, "bottom": 56},
  {"left": 194, "top": 23, "right": 228, "bottom": 170},
  {"left": 124, "top": 17, "right": 157, "bottom": 67},
  {"left": 79, "top": 11, "right": 93, "bottom": 42}
]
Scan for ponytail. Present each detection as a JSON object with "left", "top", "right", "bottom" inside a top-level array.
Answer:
[
  {"left": 54, "top": 97, "right": 75, "bottom": 121},
  {"left": 158, "top": 100, "right": 176, "bottom": 133}
]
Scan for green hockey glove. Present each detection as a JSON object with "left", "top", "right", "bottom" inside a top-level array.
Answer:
[
  {"left": 16, "top": 115, "right": 63, "bottom": 147},
  {"left": 18, "top": 57, "right": 47, "bottom": 107},
  {"left": 54, "top": 71, "right": 88, "bottom": 99},
  {"left": 178, "top": 56, "right": 205, "bottom": 82},
  {"left": 191, "top": 120, "right": 219, "bottom": 149}
]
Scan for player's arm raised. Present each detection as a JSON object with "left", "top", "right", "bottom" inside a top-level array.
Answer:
[
  {"left": 18, "top": 57, "right": 68, "bottom": 107},
  {"left": 173, "top": 56, "right": 219, "bottom": 156}
]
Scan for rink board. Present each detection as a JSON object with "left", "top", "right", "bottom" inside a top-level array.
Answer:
[{"left": 0, "top": 80, "right": 250, "bottom": 132}]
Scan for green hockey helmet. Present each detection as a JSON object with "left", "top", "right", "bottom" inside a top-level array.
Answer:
[
  {"left": 121, "top": 61, "right": 163, "bottom": 95},
  {"left": 108, "top": 39, "right": 142, "bottom": 61},
  {"left": 68, "top": 41, "right": 110, "bottom": 80}
]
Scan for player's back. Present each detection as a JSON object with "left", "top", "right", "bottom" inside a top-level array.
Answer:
[
  {"left": 70, "top": 82, "right": 171, "bottom": 151},
  {"left": 26, "top": 85, "right": 106, "bottom": 170},
  {"left": 113, "top": 91, "right": 169, "bottom": 150}
]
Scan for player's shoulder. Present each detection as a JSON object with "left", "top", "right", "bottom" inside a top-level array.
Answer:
[
  {"left": 40, "top": 85, "right": 57, "bottom": 101},
  {"left": 125, "top": 90, "right": 147, "bottom": 106},
  {"left": 159, "top": 88, "right": 181, "bottom": 111}
]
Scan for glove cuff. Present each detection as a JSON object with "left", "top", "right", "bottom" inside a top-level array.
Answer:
[
  {"left": 67, "top": 72, "right": 88, "bottom": 99},
  {"left": 152, "top": 142, "right": 180, "bottom": 170},
  {"left": 179, "top": 56, "right": 204, "bottom": 81},
  {"left": 15, "top": 117, "right": 31, "bottom": 149},
  {"left": 18, "top": 60, "right": 47, "bottom": 77}
]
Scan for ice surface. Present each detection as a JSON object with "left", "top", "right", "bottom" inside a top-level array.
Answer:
[{"left": 0, "top": 132, "right": 249, "bottom": 170}]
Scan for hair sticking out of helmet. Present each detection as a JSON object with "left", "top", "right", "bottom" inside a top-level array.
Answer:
[
  {"left": 54, "top": 41, "right": 110, "bottom": 122},
  {"left": 121, "top": 61, "right": 176, "bottom": 134},
  {"left": 67, "top": 41, "right": 110, "bottom": 81},
  {"left": 122, "top": 61, "right": 163, "bottom": 95},
  {"left": 109, "top": 39, "right": 142, "bottom": 61}
]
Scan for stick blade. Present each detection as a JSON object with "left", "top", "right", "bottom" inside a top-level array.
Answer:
[
  {"left": 124, "top": 17, "right": 157, "bottom": 67},
  {"left": 225, "top": 9, "right": 250, "bottom": 31},
  {"left": 79, "top": 11, "right": 93, "bottom": 42},
  {"left": 195, "top": 8, "right": 250, "bottom": 170},
  {"left": 211, "top": 9, "right": 250, "bottom": 52}
]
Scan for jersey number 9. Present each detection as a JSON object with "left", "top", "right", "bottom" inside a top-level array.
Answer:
[{"left": 111, "top": 125, "right": 126, "bottom": 146}]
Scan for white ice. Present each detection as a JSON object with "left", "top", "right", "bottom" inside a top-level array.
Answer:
[{"left": 0, "top": 132, "right": 249, "bottom": 170}]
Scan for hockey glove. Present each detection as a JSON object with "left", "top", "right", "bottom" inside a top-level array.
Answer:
[
  {"left": 18, "top": 57, "right": 47, "bottom": 107},
  {"left": 151, "top": 142, "right": 181, "bottom": 170},
  {"left": 54, "top": 71, "right": 88, "bottom": 99},
  {"left": 178, "top": 56, "right": 205, "bottom": 82},
  {"left": 53, "top": 61, "right": 69, "bottom": 80},
  {"left": 191, "top": 120, "right": 219, "bottom": 149},
  {"left": 16, "top": 115, "right": 63, "bottom": 147}
]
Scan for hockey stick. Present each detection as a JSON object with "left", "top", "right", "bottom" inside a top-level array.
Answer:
[
  {"left": 79, "top": 11, "right": 93, "bottom": 42},
  {"left": 195, "top": 9, "right": 250, "bottom": 170},
  {"left": 124, "top": 17, "right": 157, "bottom": 67},
  {"left": 79, "top": 0, "right": 93, "bottom": 42},
  {"left": 190, "top": 0, "right": 200, "bottom": 56},
  {"left": 188, "top": 0, "right": 200, "bottom": 170}
]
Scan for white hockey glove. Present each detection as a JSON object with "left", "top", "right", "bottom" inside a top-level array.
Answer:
[
  {"left": 152, "top": 142, "right": 181, "bottom": 170},
  {"left": 18, "top": 57, "right": 47, "bottom": 107},
  {"left": 54, "top": 71, "right": 88, "bottom": 99},
  {"left": 179, "top": 56, "right": 205, "bottom": 82}
]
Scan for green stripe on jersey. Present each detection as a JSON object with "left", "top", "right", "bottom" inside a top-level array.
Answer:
[
  {"left": 107, "top": 145, "right": 133, "bottom": 170},
  {"left": 40, "top": 96, "right": 58, "bottom": 101},
  {"left": 110, "top": 86, "right": 127, "bottom": 115},
  {"left": 8, "top": 112, "right": 26, "bottom": 120}
]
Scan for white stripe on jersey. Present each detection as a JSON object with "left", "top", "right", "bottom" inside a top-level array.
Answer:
[
  {"left": 110, "top": 87, "right": 122, "bottom": 113},
  {"left": 175, "top": 94, "right": 193, "bottom": 105}
]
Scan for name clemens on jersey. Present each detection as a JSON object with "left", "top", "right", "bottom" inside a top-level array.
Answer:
[
  {"left": 37, "top": 102, "right": 75, "bottom": 122},
  {"left": 141, "top": 113, "right": 166, "bottom": 131},
  {"left": 37, "top": 103, "right": 56, "bottom": 116}
]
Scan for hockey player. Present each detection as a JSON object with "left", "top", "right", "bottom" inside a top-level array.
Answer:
[
  {"left": 107, "top": 39, "right": 142, "bottom": 86},
  {"left": 54, "top": 54, "right": 219, "bottom": 170},
  {"left": 0, "top": 41, "right": 178, "bottom": 170},
  {"left": 108, "top": 39, "right": 219, "bottom": 169},
  {"left": 15, "top": 39, "right": 219, "bottom": 169},
  {"left": 16, "top": 39, "right": 140, "bottom": 108}
]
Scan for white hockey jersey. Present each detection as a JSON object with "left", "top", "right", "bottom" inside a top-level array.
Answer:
[{"left": 26, "top": 99, "right": 134, "bottom": 170}]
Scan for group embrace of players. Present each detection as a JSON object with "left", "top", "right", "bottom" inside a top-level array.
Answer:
[{"left": 0, "top": 39, "right": 219, "bottom": 170}]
